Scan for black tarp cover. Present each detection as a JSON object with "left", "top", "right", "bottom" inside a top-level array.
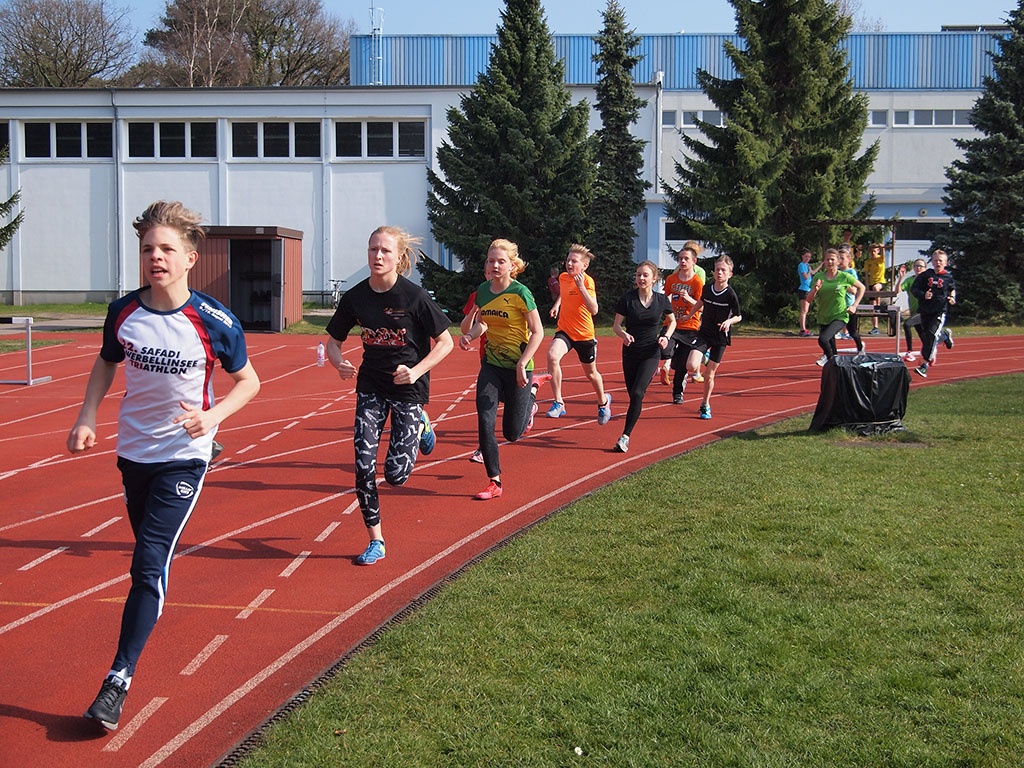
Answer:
[{"left": 809, "top": 353, "right": 910, "bottom": 434}]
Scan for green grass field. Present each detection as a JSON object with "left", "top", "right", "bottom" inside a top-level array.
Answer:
[{"left": 235, "top": 374, "right": 1024, "bottom": 768}]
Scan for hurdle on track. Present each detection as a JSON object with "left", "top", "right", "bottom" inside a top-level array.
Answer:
[{"left": 0, "top": 316, "right": 52, "bottom": 386}]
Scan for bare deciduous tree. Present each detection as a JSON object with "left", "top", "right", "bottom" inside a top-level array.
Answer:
[
  {"left": 833, "top": 0, "right": 885, "bottom": 31},
  {"left": 140, "top": 0, "right": 250, "bottom": 87},
  {"left": 0, "top": 0, "right": 135, "bottom": 86},
  {"left": 135, "top": 0, "right": 352, "bottom": 87}
]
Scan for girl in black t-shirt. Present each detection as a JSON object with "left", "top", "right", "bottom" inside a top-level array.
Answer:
[
  {"left": 611, "top": 260, "right": 675, "bottom": 453},
  {"left": 325, "top": 226, "right": 453, "bottom": 565}
]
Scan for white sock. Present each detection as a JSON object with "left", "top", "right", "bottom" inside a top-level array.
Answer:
[{"left": 108, "top": 668, "right": 132, "bottom": 689}]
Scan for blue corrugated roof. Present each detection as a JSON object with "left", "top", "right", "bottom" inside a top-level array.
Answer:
[{"left": 350, "top": 32, "right": 1002, "bottom": 90}]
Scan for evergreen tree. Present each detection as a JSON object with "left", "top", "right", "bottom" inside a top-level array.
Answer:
[
  {"left": 663, "top": 0, "right": 877, "bottom": 323},
  {"left": 588, "top": 0, "right": 650, "bottom": 308},
  {"left": 425, "top": 0, "right": 593, "bottom": 310},
  {"left": 0, "top": 146, "right": 24, "bottom": 253},
  {"left": 936, "top": 2, "right": 1024, "bottom": 322}
]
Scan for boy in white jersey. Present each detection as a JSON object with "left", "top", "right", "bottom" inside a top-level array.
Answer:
[{"left": 67, "top": 201, "right": 260, "bottom": 732}]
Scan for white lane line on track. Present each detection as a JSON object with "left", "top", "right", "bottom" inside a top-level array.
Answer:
[
  {"left": 236, "top": 589, "right": 275, "bottom": 620},
  {"left": 260, "top": 431, "right": 281, "bottom": 442},
  {"left": 315, "top": 521, "right": 342, "bottom": 542},
  {"left": 101, "top": 697, "right": 169, "bottom": 752},
  {"left": 138, "top": 401, "right": 823, "bottom": 768},
  {"left": 28, "top": 453, "right": 64, "bottom": 468},
  {"left": 278, "top": 551, "right": 311, "bottom": 578},
  {"left": 17, "top": 547, "right": 68, "bottom": 571},
  {"left": 181, "top": 635, "right": 230, "bottom": 676},
  {"left": 82, "top": 517, "right": 121, "bottom": 537}
]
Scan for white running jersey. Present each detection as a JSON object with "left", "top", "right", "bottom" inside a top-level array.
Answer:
[{"left": 100, "top": 289, "right": 249, "bottom": 463}]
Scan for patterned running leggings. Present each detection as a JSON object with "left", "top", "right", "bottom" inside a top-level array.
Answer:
[{"left": 353, "top": 392, "right": 424, "bottom": 529}]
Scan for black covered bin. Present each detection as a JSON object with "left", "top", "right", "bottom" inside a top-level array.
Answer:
[{"left": 809, "top": 353, "right": 910, "bottom": 434}]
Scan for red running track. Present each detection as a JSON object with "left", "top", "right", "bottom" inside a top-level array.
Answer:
[{"left": 2, "top": 331, "right": 1022, "bottom": 767}]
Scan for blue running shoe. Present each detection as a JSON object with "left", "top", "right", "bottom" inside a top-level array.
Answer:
[
  {"left": 699, "top": 403, "right": 712, "bottom": 420},
  {"left": 356, "top": 539, "right": 386, "bottom": 565},
  {"left": 419, "top": 410, "right": 435, "bottom": 455},
  {"left": 597, "top": 394, "right": 612, "bottom": 425},
  {"left": 547, "top": 401, "right": 566, "bottom": 418}
]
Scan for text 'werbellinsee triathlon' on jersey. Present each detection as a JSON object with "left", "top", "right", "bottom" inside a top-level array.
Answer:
[{"left": 122, "top": 342, "right": 201, "bottom": 374}]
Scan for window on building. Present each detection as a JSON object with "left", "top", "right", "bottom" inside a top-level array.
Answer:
[
  {"left": 128, "top": 123, "right": 155, "bottom": 157},
  {"left": 160, "top": 122, "right": 186, "bottom": 157},
  {"left": 24, "top": 123, "right": 51, "bottom": 158},
  {"left": 23, "top": 121, "right": 113, "bottom": 159},
  {"left": 891, "top": 109, "right": 973, "bottom": 128},
  {"left": 397, "top": 122, "right": 425, "bottom": 157},
  {"left": 334, "top": 120, "right": 426, "bottom": 160},
  {"left": 703, "top": 110, "right": 724, "bottom": 126},
  {"left": 336, "top": 122, "right": 362, "bottom": 157},
  {"left": 367, "top": 121, "right": 393, "bottom": 157},
  {"left": 869, "top": 110, "right": 888, "bottom": 127},
  {"left": 664, "top": 221, "right": 688, "bottom": 241},
  {"left": 681, "top": 111, "right": 699, "bottom": 127},
  {"left": 229, "top": 121, "right": 321, "bottom": 159},
  {"left": 86, "top": 123, "right": 113, "bottom": 157},
  {"left": 125, "top": 121, "right": 216, "bottom": 158},
  {"left": 191, "top": 122, "right": 217, "bottom": 157},
  {"left": 914, "top": 110, "right": 934, "bottom": 126},
  {"left": 294, "top": 122, "right": 321, "bottom": 158},
  {"left": 0, "top": 121, "right": 8, "bottom": 151},
  {"left": 662, "top": 110, "right": 677, "bottom": 128},
  {"left": 263, "top": 122, "right": 290, "bottom": 157},
  {"left": 55, "top": 122, "right": 82, "bottom": 158},
  {"left": 232, "top": 122, "right": 259, "bottom": 157}
]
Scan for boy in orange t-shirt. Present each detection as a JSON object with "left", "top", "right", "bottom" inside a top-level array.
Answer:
[
  {"left": 660, "top": 242, "right": 705, "bottom": 404},
  {"left": 545, "top": 244, "right": 612, "bottom": 425}
]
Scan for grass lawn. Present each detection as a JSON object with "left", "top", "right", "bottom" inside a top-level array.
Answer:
[{"left": 237, "top": 374, "right": 1024, "bottom": 768}]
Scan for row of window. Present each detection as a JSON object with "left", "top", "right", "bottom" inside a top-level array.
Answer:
[
  {"left": 663, "top": 108, "right": 973, "bottom": 129},
  {"left": 5, "top": 120, "right": 427, "bottom": 161}
]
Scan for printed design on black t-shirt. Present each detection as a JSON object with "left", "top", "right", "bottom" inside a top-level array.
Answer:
[{"left": 361, "top": 326, "right": 408, "bottom": 347}]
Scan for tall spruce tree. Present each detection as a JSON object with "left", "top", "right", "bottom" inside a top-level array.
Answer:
[
  {"left": 588, "top": 0, "right": 650, "bottom": 307},
  {"left": 936, "top": 2, "right": 1024, "bottom": 322},
  {"left": 424, "top": 0, "right": 593, "bottom": 310},
  {"left": 663, "top": 0, "right": 877, "bottom": 322}
]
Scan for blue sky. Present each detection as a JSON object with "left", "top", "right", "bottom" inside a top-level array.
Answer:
[{"left": 127, "top": 0, "right": 1015, "bottom": 37}]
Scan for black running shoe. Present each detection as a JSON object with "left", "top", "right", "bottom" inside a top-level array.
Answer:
[
  {"left": 211, "top": 440, "right": 225, "bottom": 460},
  {"left": 85, "top": 676, "right": 128, "bottom": 731}
]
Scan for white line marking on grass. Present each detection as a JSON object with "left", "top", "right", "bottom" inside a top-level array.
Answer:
[
  {"left": 102, "top": 697, "right": 169, "bottom": 752},
  {"left": 181, "top": 635, "right": 230, "bottom": 676},
  {"left": 236, "top": 589, "right": 275, "bottom": 620},
  {"left": 279, "top": 552, "right": 311, "bottom": 578},
  {"left": 82, "top": 517, "right": 121, "bottom": 537}
]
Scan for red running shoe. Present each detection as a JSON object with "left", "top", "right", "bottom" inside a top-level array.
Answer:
[{"left": 474, "top": 480, "right": 503, "bottom": 500}]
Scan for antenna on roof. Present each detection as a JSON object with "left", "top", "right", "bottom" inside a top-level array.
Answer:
[{"left": 370, "top": 3, "right": 384, "bottom": 86}]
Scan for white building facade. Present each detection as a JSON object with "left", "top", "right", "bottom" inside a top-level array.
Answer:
[{"left": 0, "top": 31, "right": 1001, "bottom": 303}]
